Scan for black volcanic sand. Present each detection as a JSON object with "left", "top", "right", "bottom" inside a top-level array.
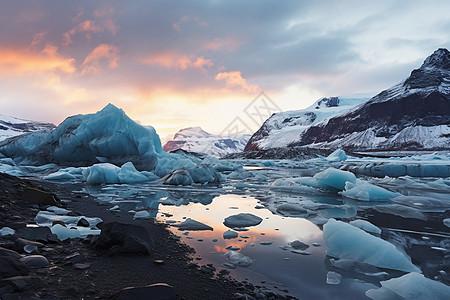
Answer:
[{"left": 0, "top": 173, "right": 293, "bottom": 299}]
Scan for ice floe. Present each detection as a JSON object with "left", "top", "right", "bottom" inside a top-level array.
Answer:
[
  {"left": 340, "top": 180, "right": 400, "bottom": 201},
  {"left": 175, "top": 218, "right": 213, "bottom": 231},
  {"left": 365, "top": 272, "right": 450, "bottom": 300},
  {"left": 224, "top": 250, "right": 253, "bottom": 267},
  {"left": 324, "top": 219, "right": 420, "bottom": 272}
]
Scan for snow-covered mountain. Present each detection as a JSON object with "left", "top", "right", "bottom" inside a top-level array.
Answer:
[
  {"left": 246, "top": 48, "right": 450, "bottom": 153},
  {"left": 244, "top": 97, "right": 369, "bottom": 151},
  {"left": 163, "top": 126, "right": 251, "bottom": 157},
  {"left": 0, "top": 114, "right": 55, "bottom": 141},
  {"left": 294, "top": 48, "right": 450, "bottom": 151}
]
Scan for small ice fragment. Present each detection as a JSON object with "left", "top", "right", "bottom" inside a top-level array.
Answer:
[
  {"left": 443, "top": 218, "right": 450, "bottom": 228},
  {"left": 349, "top": 220, "right": 381, "bottom": 235},
  {"left": 222, "top": 263, "right": 236, "bottom": 269},
  {"left": 134, "top": 211, "right": 151, "bottom": 219},
  {"left": 312, "top": 243, "right": 321, "bottom": 247},
  {"left": 212, "top": 239, "right": 218, "bottom": 242},
  {"left": 224, "top": 250, "right": 253, "bottom": 267},
  {"left": 229, "top": 247, "right": 240, "bottom": 251},
  {"left": 0, "top": 227, "right": 15, "bottom": 236},
  {"left": 24, "top": 245, "right": 38, "bottom": 254},
  {"left": 289, "top": 240, "right": 309, "bottom": 250},
  {"left": 260, "top": 241, "right": 272, "bottom": 245},
  {"left": 240, "top": 235, "right": 249, "bottom": 239},
  {"left": 326, "top": 271, "right": 342, "bottom": 285},
  {"left": 109, "top": 205, "right": 119, "bottom": 211},
  {"left": 47, "top": 206, "right": 71, "bottom": 215}
]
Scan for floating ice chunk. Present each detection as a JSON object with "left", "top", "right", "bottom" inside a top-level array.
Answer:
[
  {"left": 163, "top": 169, "right": 193, "bottom": 185},
  {"left": 349, "top": 220, "right": 381, "bottom": 235},
  {"left": 326, "top": 149, "right": 347, "bottom": 162},
  {"left": 326, "top": 271, "right": 342, "bottom": 285},
  {"left": 176, "top": 218, "right": 213, "bottom": 231},
  {"left": 134, "top": 211, "right": 151, "bottom": 219},
  {"left": 0, "top": 227, "right": 15, "bottom": 236},
  {"left": 324, "top": 219, "right": 420, "bottom": 273},
  {"left": 186, "top": 166, "right": 221, "bottom": 184},
  {"left": 51, "top": 224, "right": 81, "bottom": 240},
  {"left": 366, "top": 272, "right": 450, "bottom": 300},
  {"left": 223, "top": 230, "right": 239, "bottom": 239},
  {"left": 224, "top": 250, "right": 253, "bottom": 267},
  {"left": 313, "top": 168, "right": 356, "bottom": 191},
  {"left": 35, "top": 211, "right": 102, "bottom": 228},
  {"left": 373, "top": 204, "right": 427, "bottom": 221},
  {"left": 444, "top": 218, "right": 450, "bottom": 228},
  {"left": 82, "top": 162, "right": 150, "bottom": 184},
  {"left": 47, "top": 206, "right": 71, "bottom": 215},
  {"left": 340, "top": 181, "right": 401, "bottom": 201},
  {"left": 223, "top": 213, "right": 263, "bottom": 228},
  {"left": 289, "top": 240, "right": 309, "bottom": 250}
]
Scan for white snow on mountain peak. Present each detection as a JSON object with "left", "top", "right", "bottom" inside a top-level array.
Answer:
[
  {"left": 0, "top": 114, "right": 55, "bottom": 142},
  {"left": 163, "top": 126, "right": 251, "bottom": 157}
]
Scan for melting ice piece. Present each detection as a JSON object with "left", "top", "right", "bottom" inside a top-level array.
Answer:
[
  {"left": 365, "top": 272, "right": 450, "bottom": 300},
  {"left": 313, "top": 168, "right": 356, "bottom": 191},
  {"left": 349, "top": 220, "right": 381, "bottom": 235},
  {"left": 340, "top": 181, "right": 401, "bottom": 201},
  {"left": 223, "top": 230, "right": 239, "bottom": 239},
  {"left": 373, "top": 204, "right": 427, "bottom": 221},
  {"left": 175, "top": 218, "right": 213, "bottom": 231},
  {"left": 47, "top": 206, "right": 71, "bottom": 215},
  {"left": 224, "top": 250, "right": 253, "bottom": 267},
  {"left": 0, "top": 227, "right": 15, "bottom": 236},
  {"left": 223, "top": 213, "right": 263, "bottom": 228},
  {"left": 51, "top": 224, "right": 81, "bottom": 240},
  {"left": 324, "top": 219, "right": 420, "bottom": 273},
  {"left": 326, "top": 149, "right": 347, "bottom": 162},
  {"left": 326, "top": 271, "right": 341, "bottom": 285},
  {"left": 443, "top": 218, "right": 450, "bottom": 228},
  {"left": 134, "top": 211, "right": 151, "bottom": 219}
]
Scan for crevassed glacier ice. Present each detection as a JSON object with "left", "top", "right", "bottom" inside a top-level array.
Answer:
[
  {"left": 365, "top": 272, "right": 450, "bottom": 300},
  {"left": 323, "top": 219, "right": 420, "bottom": 273}
]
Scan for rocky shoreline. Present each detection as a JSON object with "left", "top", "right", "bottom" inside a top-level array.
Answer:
[{"left": 0, "top": 173, "right": 293, "bottom": 299}]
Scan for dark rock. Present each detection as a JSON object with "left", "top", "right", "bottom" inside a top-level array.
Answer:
[
  {"left": 77, "top": 218, "right": 90, "bottom": 227},
  {"left": 0, "top": 291, "right": 41, "bottom": 299},
  {"left": 94, "top": 222, "right": 154, "bottom": 255},
  {"left": 22, "top": 187, "right": 58, "bottom": 206},
  {"left": 52, "top": 221, "right": 66, "bottom": 227},
  {"left": 19, "top": 255, "right": 49, "bottom": 268},
  {"left": 199, "top": 265, "right": 215, "bottom": 275},
  {"left": 0, "top": 257, "right": 29, "bottom": 279},
  {"left": 110, "top": 283, "right": 175, "bottom": 300},
  {"left": 0, "top": 247, "right": 22, "bottom": 260},
  {"left": 14, "top": 227, "right": 58, "bottom": 243},
  {"left": 14, "top": 238, "right": 44, "bottom": 253},
  {"left": 218, "top": 269, "right": 230, "bottom": 275},
  {"left": 73, "top": 263, "right": 90, "bottom": 270},
  {"left": 0, "top": 276, "right": 46, "bottom": 292},
  {"left": 64, "top": 252, "right": 86, "bottom": 264}
]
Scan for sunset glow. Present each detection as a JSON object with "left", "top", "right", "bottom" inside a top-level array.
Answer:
[{"left": 1, "top": 1, "right": 449, "bottom": 136}]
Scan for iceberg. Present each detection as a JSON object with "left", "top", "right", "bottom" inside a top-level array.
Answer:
[
  {"left": 366, "top": 272, "right": 450, "bottom": 300},
  {"left": 340, "top": 180, "right": 401, "bottom": 201},
  {"left": 323, "top": 219, "right": 420, "bottom": 273},
  {"left": 326, "top": 149, "right": 348, "bottom": 162},
  {"left": 349, "top": 220, "right": 381, "bottom": 235},
  {"left": 313, "top": 168, "right": 356, "bottom": 191}
]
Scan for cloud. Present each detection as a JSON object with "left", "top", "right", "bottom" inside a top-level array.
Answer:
[
  {"left": 215, "top": 71, "right": 258, "bottom": 92},
  {"left": 173, "top": 15, "right": 207, "bottom": 32},
  {"left": 63, "top": 20, "right": 104, "bottom": 45},
  {"left": 82, "top": 44, "right": 119, "bottom": 74},
  {"left": 141, "top": 53, "right": 213, "bottom": 70},
  {"left": 0, "top": 44, "right": 76, "bottom": 75}
]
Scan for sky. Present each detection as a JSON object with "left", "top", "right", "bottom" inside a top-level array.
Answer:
[{"left": 0, "top": 0, "right": 449, "bottom": 137}]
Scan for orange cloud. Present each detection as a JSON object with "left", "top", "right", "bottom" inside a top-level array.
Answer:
[
  {"left": 82, "top": 44, "right": 119, "bottom": 74},
  {"left": 63, "top": 20, "right": 104, "bottom": 45},
  {"left": 0, "top": 44, "right": 76, "bottom": 75},
  {"left": 203, "top": 38, "right": 241, "bottom": 51},
  {"left": 142, "top": 53, "right": 213, "bottom": 70},
  {"left": 215, "top": 71, "right": 258, "bottom": 92}
]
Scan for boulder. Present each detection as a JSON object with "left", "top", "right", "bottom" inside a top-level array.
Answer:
[
  {"left": 0, "top": 257, "right": 29, "bottom": 279},
  {"left": 94, "top": 222, "right": 154, "bottom": 255}
]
